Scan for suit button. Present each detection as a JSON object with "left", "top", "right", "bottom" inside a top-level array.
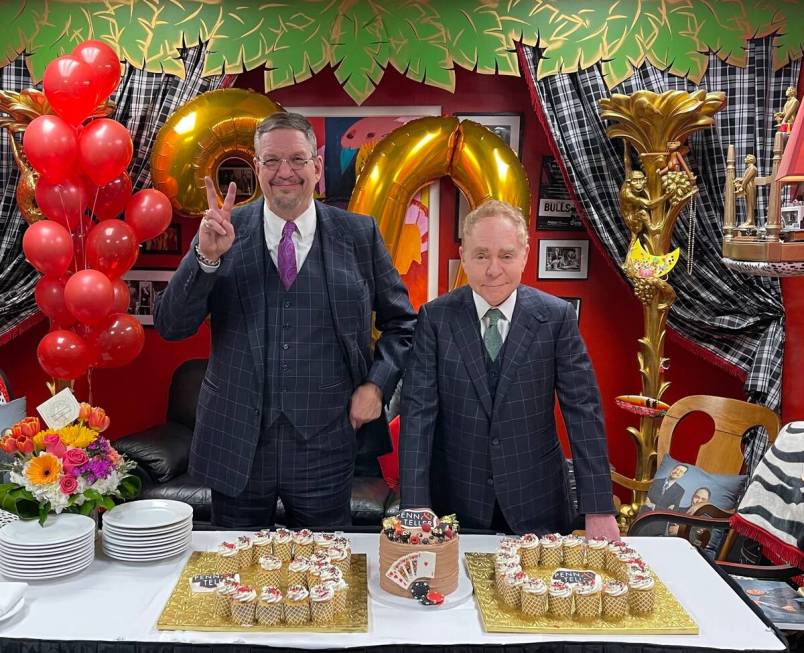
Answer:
[
  {"left": 491, "top": 437, "right": 500, "bottom": 446},
  {"left": 284, "top": 301, "right": 291, "bottom": 308},
  {"left": 254, "top": 408, "right": 260, "bottom": 416},
  {"left": 487, "top": 477, "right": 494, "bottom": 486},
  {"left": 282, "top": 344, "right": 289, "bottom": 350}
]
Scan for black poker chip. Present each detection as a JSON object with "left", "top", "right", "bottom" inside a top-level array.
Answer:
[{"left": 410, "top": 580, "right": 429, "bottom": 599}]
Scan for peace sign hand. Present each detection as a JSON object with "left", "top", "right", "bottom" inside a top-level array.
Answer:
[{"left": 198, "top": 176, "right": 237, "bottom": 263}]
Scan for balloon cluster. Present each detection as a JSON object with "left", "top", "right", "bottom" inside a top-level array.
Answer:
[{"left": 20, "top": 41, "right": 172, "bottom": 380}]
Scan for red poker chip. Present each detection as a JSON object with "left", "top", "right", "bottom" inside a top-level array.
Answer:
[{"left": 425, "top": 590, "right": 444, "bottom": 604}]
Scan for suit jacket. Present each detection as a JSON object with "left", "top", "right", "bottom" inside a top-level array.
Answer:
[
  {"left": 154, "top": 199, "right": 416, "bottom": 495},
  {"left": 647, "top": 478, "right": 685, "bottom": 509},
  {"left": 399, "top": 284, "right": 613, "bottom": 534}
]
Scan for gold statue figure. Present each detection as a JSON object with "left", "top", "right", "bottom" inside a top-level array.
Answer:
[
  {"left": 620, "top": 170, "right": 669, "bottom": 247},
  {"left": 774, "top": 87, "right": 799, "bottom": 128},
  {"left": 734, "top": 154, "right": 758, "bottom": 228}
]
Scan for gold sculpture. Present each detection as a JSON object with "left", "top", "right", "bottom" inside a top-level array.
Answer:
[
  {"left": 734, "top": 154, "right": 758, "bottom": 229},
  {"left": 774, "top": 87, "right": 799, "bottom": 128},
  {"left": 599, "top": 90, "right": 726, "bottom": 514}
]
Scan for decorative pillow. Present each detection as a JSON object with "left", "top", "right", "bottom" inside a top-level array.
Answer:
[{"left": 638, "top": 455, "right": 747, "bottom": 549}]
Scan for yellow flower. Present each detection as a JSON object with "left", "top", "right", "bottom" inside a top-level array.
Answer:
[
  {"left": 25, "top": 453, "right": 62, "bottom": 486},
  {"left": 58, "top": 424, "right": 98, "bottom": 449}
]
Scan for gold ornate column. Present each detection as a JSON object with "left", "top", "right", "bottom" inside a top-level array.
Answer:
[{"left": 599, "top": 90, "right": 726, "bottom": 512}]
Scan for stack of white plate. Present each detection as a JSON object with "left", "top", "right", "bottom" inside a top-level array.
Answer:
[
  {"left": 0, "top": 513, "right": 95, "bottom": 580},
  {"left": 101, "top": 499, "right": 193, "bottom": 562}
]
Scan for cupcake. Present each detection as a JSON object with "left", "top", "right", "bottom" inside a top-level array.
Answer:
[
  {"left": 562, "top": 534, "right": 587, "bottom": 568},
  {"left": 332, "top": 536, "right": 352, "bottom": 560},
  {"left": 628, "top": 573, "right": 655, "bottom": 615},
  {"left": 520, "top": 577, "right": 548, "bottom": 617},
  {"left": 498, "top": 569, "right": 526, "bottom": 608},
  {"left": 293, "top": 529, "right": 315, "bottom": 558},
  {"left": 273, "top": 529, "right": 293, "bottom": 561},
  {"left": 519, "top": 534, "right": 540, "bottom": 568},
  {"left": 253, "top": 529, "right": 273, "bottom": 557},
  {"left": 314, "top": 532, "right": 337, "bottom": 552},
  {"left": 613, "top": 547, "right": 639, "bottom": 581},
  {"left": 284, "top": 584, "right": 311, "bottom": 625},
  {"left": 327, "top": 545, "right": 350, "bottom": 574},
  {"left": 539, "top": 533, "right": 564, "bottom": 567},
  {"left": 327, "top": 577, "right": 349, "bottom": 614},
  {"left": 310, "top": 583, "right": 335, "bottom": 624},
  {"left": 236, "top": 535, "right": 254, "bottom": 569},
  {"left": 547, "top": 580, "right": 573, "bottom": 618},
  {"left": 256, "top": 554, "right": 283, "bottom": 588},
  {"left": 602, "top": 580, "right": 629, "bottom": 620},
  {"left": 319, "top": 564, "right": 343, "bottom": 585},
  {"left": 494, "top": 559, "right": 522, "bottom": 597},
  {"left": 309, "top": 550, "right": 331, "bottom": 568},
  {"left": 573, "top": 574, "right": 602, "bottom": 620},
  {"left": 605, "top": 540, "right": 628, "bottom": 574},
  {"left": 216, "top": 541, "right": 240, "bottom": 575},
  {"left": 498, "top": 536, "right": 522, "bottom": 558},
  {"left": 231, "top": 585, "right": 257, "bottom": 625},
  {"left": 585, "top": 536, "right": 608, "bottom": 569},
  {"left": 256, "top": 586, "right": 284, "bottom": 625},
  {"left": 287, "top": 557, "right": 310, "bottom": 587},
  {"left": 213, "top": 577, "right": 239, "bottom": 618}
]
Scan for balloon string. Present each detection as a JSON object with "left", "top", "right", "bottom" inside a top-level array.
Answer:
[{"left": 56, "top": 189, "right": 79, "bottom": 274}]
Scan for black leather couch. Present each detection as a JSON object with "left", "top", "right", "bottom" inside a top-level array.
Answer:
[{"left": 114, "top": 359, "right": 400, "bottom": 528}]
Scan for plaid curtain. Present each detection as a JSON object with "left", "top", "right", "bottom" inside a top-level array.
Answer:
[
  {"left": 0, "top": 43, "right": 234, "bottom": 344},
  {"left": 519, "top": 38, "right": 799, "bottom": 471}
]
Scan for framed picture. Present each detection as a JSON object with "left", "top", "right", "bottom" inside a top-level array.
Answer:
[
  {"left": 217, "top": 157, "right": 257, "bottom": 203},
  {"left": 454, "top": 113, "right": 523, "bottom": 240},
  {"left": 538, "top": 239, "right": 589, "bottom": 280},
  {"left": 122, "top": 269, "right": 174, "bottom": 326},
  {"left": 560, "top": 297, "right": 581, "bottom": 321},
  {"left": 536, "top": 155, "right": 584, "bottom": 231},
  {"left": 141, "top": 223, "right": 181, "bottom": 255}
]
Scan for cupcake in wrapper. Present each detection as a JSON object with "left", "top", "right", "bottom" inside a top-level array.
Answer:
[
  {"left": 539, "top": 533, "right": 564, "bottom": 567},
  {"left": 273, "top": 528, "right": 294, "bottom": 562},
  {"left": 253, "top": 530, "right": 273, "bottom": 558},
  {"left": 284, "top": 584, "right": 311, "bottom": 625},
  {"left": 605, "top": 540, "right": 627, "bottom": 574},
  {"left": 573, "top": 574, "right": 602, "bottom": 621},
  {"left": 602, "top": 580, "right": 629, "bottom": 620},
  {"left": 628, "top": 573, "right": 655, "bottom": 615},
  {"left": 287, "top": 557, "right": 310, "bottom": 587},
  {"left": 256, "top": 586, "right": 284, "bottom": 625},
  {"left": 319, "top": 564, "right": 343, "bottom": 586},
  {"left": 332, "top": 536, "right": 352, "bottom": 561},
  {"left": 562, "top": 534, "right": 587, "bottom": 568},
  {"left": 585, "top": 536, "right": 608, "bottom": 569},
  {"left": 498, "top": 570, "right": 526, "bottom": 608},
  {"left": 310, "top": 583, "right": 335, "bottom": 624},
  {"left": 327, "top": 545, "right": 350, "bottom": 574},
  {"left": 613, "top": 547, "right": 639, "bottom": 582},
  {"left": 314, "top": 532, "right": 337, "bottom": 552},
  {"left": 236, "top": 535, "right": 255, "bottom": 569},
  {"left": 547, "top": 580, "right": 573, "bottom": 618},
  {"left": 328, "top": 578, "right": 349, "bottom": 614},
  {"left": 213, "top": 578, "right": 239, "bottom": 618},
  {"left": 519, "top": 534, "right": 540, "bottom": 568},
  {"left": 520, "top": 577, "right": 548, "bottom": 617},
  {"left": 256, "top": 554, "right": 283, "bottom": 588},
  {"left": 293, "top": 529, "right": 315, "bottom": 558},
  {"left": 495, "top": 558, "right": 521, "bottom": 595},
  {"left": 231, "top": 585, "right": 258, "bottom": 625},
  {"left": 216, "top": 542, "right": 240, "bottom": 575}
]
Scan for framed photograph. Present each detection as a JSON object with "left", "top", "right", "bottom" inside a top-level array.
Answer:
[
  {"left": 536, "top": 155, "right": 584, "bottom": 231},
  {"left": 454, "top": 113, "right": 523, "bottom": 240},
  {"left": 538, "top": 239, "right": 589, "bottom": 280},
  {"left": 141, "top": 223, "right": 181, "bottom": 255},
  {"left": 560, "top": 297, "right": 581, "bottom": 321},
  {"left": 122, "top": 269, "right": 174, "bottom": 326},
  {"left": 217, "top": 157, "right": 257, "bottom": 203}
]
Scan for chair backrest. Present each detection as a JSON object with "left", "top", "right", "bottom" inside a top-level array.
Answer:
[
  {"left": 656, "top": 395, "right": 780, "bottom": 475},
  {"left": 166, "top": 358, "right": 208, "bottom": 431}
]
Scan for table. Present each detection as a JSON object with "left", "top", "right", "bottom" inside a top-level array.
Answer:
[{"left": 0, "top": 533, "right": 789, "bottom": 652}]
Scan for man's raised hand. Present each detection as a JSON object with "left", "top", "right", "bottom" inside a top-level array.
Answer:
[{"left": 198, "top": 176, "right": 237, "bottom": 262}]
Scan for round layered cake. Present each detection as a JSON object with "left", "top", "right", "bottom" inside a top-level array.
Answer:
[{"left": 378, "top": 533, "right": 459, "bottom": 597}]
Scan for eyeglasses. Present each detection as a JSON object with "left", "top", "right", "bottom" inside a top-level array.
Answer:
[{"left": 254, "top": 155, "right": 314, "bottom": 171}]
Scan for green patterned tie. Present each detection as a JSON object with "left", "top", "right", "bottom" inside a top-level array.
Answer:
[{"left": 484, "top": 308, "right": 503, "bottom": 361}]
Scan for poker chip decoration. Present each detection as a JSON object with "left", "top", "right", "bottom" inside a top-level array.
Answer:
[{"left": 409, "top": 580, "right": 444, "bottom": 606}]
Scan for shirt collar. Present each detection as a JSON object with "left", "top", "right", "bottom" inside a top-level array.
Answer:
[
  {"left": 263, "top": 199, "right": 317, "bottom": 241},
  {"left": 472, "top": 287, "right": 517, "bottom": 323}
]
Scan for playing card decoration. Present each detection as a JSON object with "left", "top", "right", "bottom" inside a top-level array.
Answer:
[{"left": 384, "top": 551, "right": 437, "bottom": 589}]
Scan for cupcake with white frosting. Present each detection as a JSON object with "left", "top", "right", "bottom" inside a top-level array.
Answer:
[
  {"left": 539, "top": 533, "right": 564, "bottom": 567},
  {"left": 284, "top": 584, "right": 310, "bottom": 624},
  {"left": 602, "top": 580, "right": 629, "bottom": 620},
  {"left": 562, "top": 534, "right": 587, "bottom": 567},
  {"left": 216, "top": 541, "right": 239, "bottom": 575},
  {"left": 547, "top": 579, "right": 573, "bottom": 618},
  {"left": 520, "top": 577, "right": 548, "bottom": 617},
  {"left": 272, "top": 528, "right": 293, "bottom": 561},
  {"left": 256, "top": 586, "right": 283, "bottom": 625},
  {"left": 519, "top": 533, "right": 540, "bottom": 567},
  {"left": 628, "top": 572, "right": 655, "bottom": 615},
  {"left": 231, "top": 585, "right": 258, "bottom": 625},
  {"left": 287, "top": 556, "right": 310, "bottom": 587},
  {"left": 573, "top": 573, "right": 602, "bottom": 620},
  {"left": 256, "top": 554, "right": 283, "bottom": 588},
  {"left": 585, "top": 536, "right": 608, "bottom": 569},
  {"left": 253, "top": 529, "right": 273, "bottom": 557},
  {"left": 213, "top": 577, "right": 239, "bottom": 618},
  {"left": 310, "top": 583, "right": 335, "bottom": 624},
  {"left": 236, "top": 535, "right": 255, "bottom": 568},
  {"left": 293, "top": 528, "right": 315, "bottom": 558}
]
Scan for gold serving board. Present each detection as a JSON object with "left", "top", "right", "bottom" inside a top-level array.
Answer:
[
  {"left": 157, "top": 552, "right": 368, "bottom": 633},
  {"left": 464, "top": 552, "right": 698, "bottom": 635}
]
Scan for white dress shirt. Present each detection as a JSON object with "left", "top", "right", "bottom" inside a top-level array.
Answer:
[{"left": 471, "top": 288, "right": 517, "bottom": 343}]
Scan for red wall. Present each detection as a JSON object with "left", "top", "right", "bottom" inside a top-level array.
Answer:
[{"left": 0, "top": 65, "right": 746, "bottom": 484}]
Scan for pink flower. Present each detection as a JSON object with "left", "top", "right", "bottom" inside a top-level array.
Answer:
[
  {"left": 64, "top": 448, "right": 89, "bottom": 466},
  {"left": 43, "top": 433, "right": 67, "bottom": 458},
  {"left": 60, "top": 475, "right": 78, "bottom": 494}
]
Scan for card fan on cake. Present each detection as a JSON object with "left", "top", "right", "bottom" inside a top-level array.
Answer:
[{"left": 384, "top": 551, "right": 436, "bottom": 589}]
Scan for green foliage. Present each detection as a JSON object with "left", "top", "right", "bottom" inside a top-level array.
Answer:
[{"left": 0, "top": 483, "right": 40, "bottom": 520}]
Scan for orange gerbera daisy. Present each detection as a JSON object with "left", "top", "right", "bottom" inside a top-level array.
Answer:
[{"left": 25, "top": 453, "right": 62, "bottom": 486}]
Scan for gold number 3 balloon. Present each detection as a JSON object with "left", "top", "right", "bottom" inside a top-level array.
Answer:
[{"left": 150, "top": 89, "right": 283, "bottom": 217}]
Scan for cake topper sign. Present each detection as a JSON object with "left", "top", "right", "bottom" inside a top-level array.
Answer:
[
  {"left": 397, "top": 508, "right": 438, "bottom": 530},
  {"left": 552, "top": 568, "right": 598, "bottom": 588}
]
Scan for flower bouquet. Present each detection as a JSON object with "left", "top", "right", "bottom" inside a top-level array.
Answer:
[{"left": 0, "top": 403, "right": 140, "bottom": 524}]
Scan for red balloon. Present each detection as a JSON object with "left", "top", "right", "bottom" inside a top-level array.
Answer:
[
  {"left": 69, "top": 214, "right": 95, "bottom": 273},
  {"left": 89, "top": 172, "right": 132, "bottom": 220},
  {"left": 22, "top": 115, "right": 78, "bottom": 182},
  {"left": 35, "top": 276, "right": 76, "bottom": 327},
  {"left": 37, "top": 329, "right": 91, "bottom": 380},
  {"left": 89, "top": 313, "right": 145, "bottom": 368},
  {"left": 34, "top": 176, "right": 88, "bottom": 230},
  {"left": 72, "top": 40, "right": 121, "bottom": 104},
  {"left": 125, "top": 189, "right": 173, "bottom": 242},
  {"left": 78, "top": 119, "right": 133, "bottom": 186},
  {"left": 43, "top": 55, "right": 97, "bottom": 125},
  {"left": 64, "top": 269, "right": 114, "bottom": 325},
  {"left": 110, "top": 277, "right": 131, "bottom": 314},
  {"left": 22, "top": 220, "right": 73, "bottom": 276},
  {"left": 85, "top": 220, "right": 138, "bottom": 279}
]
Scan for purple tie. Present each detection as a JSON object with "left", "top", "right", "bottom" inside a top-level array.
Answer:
[{"left": 278, "top": 221, "right": 298, "bottom": 290}]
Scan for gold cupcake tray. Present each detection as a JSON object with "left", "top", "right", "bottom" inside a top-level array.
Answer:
[
  {"left": 157, "top": 552, "right": 368, "bottom": 633},
  {"left": 464, "top": 553, "right": 698, "bottom": 635}
]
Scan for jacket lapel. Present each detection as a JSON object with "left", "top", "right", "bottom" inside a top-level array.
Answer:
[
  {"left": 317, "top": 201, "right": 350, "bottom": 331},
  {"left": 450, "top": 287, "right": 493, "bottom": 418},
  {"left": 235, "top": 200, "right": 268, "bottom": 383}
]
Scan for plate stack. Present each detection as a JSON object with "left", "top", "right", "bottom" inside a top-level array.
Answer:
[
  {"left": 101, "top": 499, "right": 193, "bottom": 562},
  {"left": 0, "top": 513, "right": 95, "bottom": 580}
]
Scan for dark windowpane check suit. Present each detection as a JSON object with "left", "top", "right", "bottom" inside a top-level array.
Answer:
[
  {"left": 399, "top": 284, "right": 614, "bottom": 534},
  {"left": 155, "top": 198, "right": 415, "bottom": 527}
]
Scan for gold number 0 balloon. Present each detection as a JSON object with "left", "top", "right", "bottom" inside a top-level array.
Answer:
[
  {"left": 150, "top": 89, "right": 283, "bottom": 217},
  {"left": 348, "top": 116, "right": 530, "bottom": 289}
]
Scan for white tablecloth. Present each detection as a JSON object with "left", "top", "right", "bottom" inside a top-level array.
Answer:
[{"left": 0, "top": 532, "right": 785, "bottom": 651}]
